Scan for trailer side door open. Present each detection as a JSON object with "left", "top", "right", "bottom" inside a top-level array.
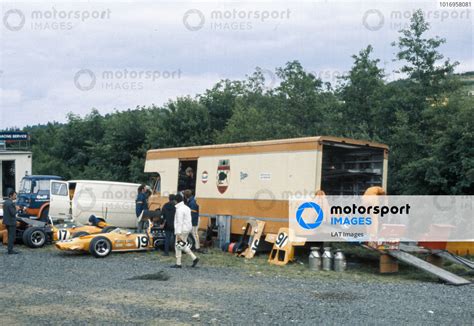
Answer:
[{"left": 178, "top": 158, "right": 198, "bottom": 193}]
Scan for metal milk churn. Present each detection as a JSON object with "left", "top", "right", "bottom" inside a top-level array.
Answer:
[
  {"left": 308, "top": 247, "right": 321, "bottom": 271},
  {"left": 333, "top": 249, "right": 347, "bottom": 272},
  {"left": 322, "top": 247, "right": 333, "bottom": 271}
]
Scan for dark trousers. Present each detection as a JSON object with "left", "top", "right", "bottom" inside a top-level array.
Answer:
[
  {"left": 7, "top": 225, "right": 16, "bottom": 253},
  {"left": 164, "top": 230, "right": 174, "bottom": 255}
]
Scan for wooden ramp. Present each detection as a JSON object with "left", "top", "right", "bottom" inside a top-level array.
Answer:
[
  {"left": 434, "top": 251, "right": 474, "bottom": 270},
  {"left": 387, "top": 250, "right": 471, "bottom": 286}
]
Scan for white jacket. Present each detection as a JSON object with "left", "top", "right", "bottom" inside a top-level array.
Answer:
[{"left": 174, "top": 201, "right": 192, "bottom": 235}]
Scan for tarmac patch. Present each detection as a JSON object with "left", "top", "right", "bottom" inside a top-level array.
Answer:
[{"left": 127, "top": 270, "right": 170, "bottom": 281}]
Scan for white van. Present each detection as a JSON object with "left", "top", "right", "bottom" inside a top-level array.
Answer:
[{"left": 49, "top": 180, "right": 141, "bottom": 228}]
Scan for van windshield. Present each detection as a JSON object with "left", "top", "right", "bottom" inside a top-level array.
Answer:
[{"left": 19, "top": 179, "right": 32, "bottom": 194}]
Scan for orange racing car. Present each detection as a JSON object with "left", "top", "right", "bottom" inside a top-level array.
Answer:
[
  {"left": 55, "top": 222, "right": 167, "bottom": 258},
  {"left": 18, "top": 215, "right": 115, "bottom": 248}
]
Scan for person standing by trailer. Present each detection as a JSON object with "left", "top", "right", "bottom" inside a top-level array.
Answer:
[
  {"left": 136, "top": 184, "right": 148, "bottom": 232},
  {"left": 171, "top": 194, "right": 199, "bottom": 268},
  {"left": 160, "top": 194, "right": 176, "bottom": 256},
  {"left": 178, "top": 167, "right": 195, "bottom": 192},
  {"left": 184, "top": 190, "right": 203, "bottom": 253},
  {"left": 3, "top": 190, "right": 19, "bottom": 255}
]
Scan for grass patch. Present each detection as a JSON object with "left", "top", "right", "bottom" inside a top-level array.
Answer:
[{"left": 147, "top": 247, "right": 467, "bottom": 284}]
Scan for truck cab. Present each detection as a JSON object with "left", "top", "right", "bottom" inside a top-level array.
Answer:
[{"left": 17, "top": 175, "right": 63, "bottom": 221}]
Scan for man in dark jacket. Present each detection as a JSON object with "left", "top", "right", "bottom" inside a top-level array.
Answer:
[
  {"left": 184, "top": 190, "right": 202, "bottom": 253},
  {"left": 136, "top": 184, "right": 148, "bottom": 232},
  {"left": 2, "top": 190, "right": 19, "bottom": 254},
  {"left": 160, "top": 194, "right": 176, "bottom": 256}
]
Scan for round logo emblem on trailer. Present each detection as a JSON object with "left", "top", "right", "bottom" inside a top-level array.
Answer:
[
  {"left": 296, "top": 202, "right": 324, "bottom": 230},
  {"left": 201, "top": 171, "right": 208, "bottom": 184}
]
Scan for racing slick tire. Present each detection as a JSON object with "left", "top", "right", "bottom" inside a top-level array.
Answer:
[
  {"left": 101, "top": 226, "right": 117, "bottom": 233},
  {"left": 22, "top": 227, "right": 47, "bottom": 248},
  {"left": 72, "top": 231, "right": 90, "bottom": 238},
  {"left": 89, "top": 236, "right": 112, "bottom": 258}
]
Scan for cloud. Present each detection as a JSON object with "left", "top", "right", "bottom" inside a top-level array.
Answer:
[
  {"left": 0, "top": 0, "right": 472, "bottom": 128},
  {"left": 0, "top": 88, "right": 22, "bottom": 105}
]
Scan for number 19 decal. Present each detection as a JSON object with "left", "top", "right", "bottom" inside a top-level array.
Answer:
[{"left": 136, "top": 236, "right": 149, "bottom": 249}]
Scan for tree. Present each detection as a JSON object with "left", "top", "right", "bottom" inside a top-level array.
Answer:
[
  {"left": 392, "top": 9, "right": 459, "bottom": 100},
  {"left": 148, "top": 97, "right": 212, "bottom": 148},
  {"left": 339, "top": 45, "right": 387, "bottom": 139},
  {"left": 199, "top": 80, "right": 243, "bottom": 136},
  {"left": 388, "top": 9, "right": 465, "bottom": 194},
  {"left": 275, "top": 61, "right": 340, "bottom": 136}
]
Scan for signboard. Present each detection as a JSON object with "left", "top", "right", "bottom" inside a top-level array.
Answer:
[{"left": 0, "top": 132, "right": 29, "bottom": 141}]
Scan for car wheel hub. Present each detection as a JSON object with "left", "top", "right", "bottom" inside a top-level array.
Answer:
[
  {"left": 95, "top": 240, "right": 110, "bottom": 255},
  {"left": 32, "top": 231, "right": 45, "bottom": 245}
]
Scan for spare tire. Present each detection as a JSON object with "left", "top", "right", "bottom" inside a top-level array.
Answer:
[{"left": 23, "top": 227, "right": 47, "bottom": 248}]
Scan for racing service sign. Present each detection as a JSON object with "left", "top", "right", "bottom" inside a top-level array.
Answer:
[{"left": 0, "top": 131, "right": 29, "bottom": 141}]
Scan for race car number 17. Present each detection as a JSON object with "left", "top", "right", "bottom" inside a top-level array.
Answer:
[{"left": 57, "top": 230, "right": 69, "bottom": 241}]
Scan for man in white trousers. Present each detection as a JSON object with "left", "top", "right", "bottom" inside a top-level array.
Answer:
[{"left": 171, "top": 193, "right": 199, "bottom": 268}]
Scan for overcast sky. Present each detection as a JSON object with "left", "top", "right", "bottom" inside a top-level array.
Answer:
[{"left": 0, "top": 0, "right": 472, "bottom": 129}]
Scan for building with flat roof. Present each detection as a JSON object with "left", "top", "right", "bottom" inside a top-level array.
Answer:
[{"left": 0, "top": 150, "right": 32, "bottom": 198}]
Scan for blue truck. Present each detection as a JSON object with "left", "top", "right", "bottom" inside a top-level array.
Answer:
[{"left": 17, "top": 175, "right": 63, "bottom": 221}]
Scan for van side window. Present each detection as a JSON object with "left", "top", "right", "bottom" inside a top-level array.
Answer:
[{"left": 51, "top": 182, "right": 68, "bottom": 196}]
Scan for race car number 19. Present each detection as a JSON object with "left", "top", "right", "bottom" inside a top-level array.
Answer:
[{"left": 136, "top": 236, "right": 149, "bottom": 249}]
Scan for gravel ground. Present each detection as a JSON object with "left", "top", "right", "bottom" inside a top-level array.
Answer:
[{"left": 0, "top": 245, "right": 472, "bottom": 325}]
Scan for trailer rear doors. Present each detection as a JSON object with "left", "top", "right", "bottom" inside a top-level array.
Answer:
[{"left": 320, "top": 142, "right": 385, "bottom": 195}]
